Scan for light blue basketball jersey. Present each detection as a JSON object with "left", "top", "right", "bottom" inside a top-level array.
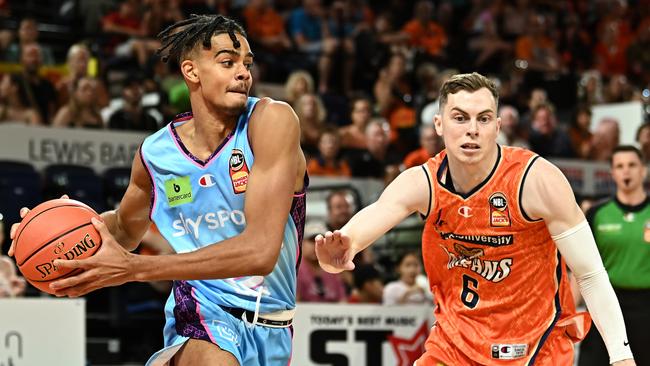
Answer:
[{"left": 140, "top": 97, "right": 306, "bottom": 315}]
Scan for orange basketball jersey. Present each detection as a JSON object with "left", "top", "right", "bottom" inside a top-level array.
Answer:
[{"left": 418, "top": 145, "right": 589, "bottom": 365}]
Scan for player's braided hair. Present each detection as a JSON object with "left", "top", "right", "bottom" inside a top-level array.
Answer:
[{"left": 156, "top": 14, "right": 247, "bottom": 63}]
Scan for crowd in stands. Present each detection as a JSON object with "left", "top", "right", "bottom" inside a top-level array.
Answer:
[{"left": 0, "top": 0, "right": 647, "bottom": 184}]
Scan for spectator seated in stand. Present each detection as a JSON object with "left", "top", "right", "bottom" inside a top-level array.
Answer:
[
  {"left": 15, "top": 43, "right": 57, "bottom": 124},
  {"left": 528, "top": 103, "right": 575, "bottom": 159},
  {"left": 3, "top": 17, "right": 56, "bottom": 65},
  {"left": 56, "top": 43, "right": 109, "bottom": 108},
  {"left": 403, "top": 125, "right": 442, "bottom": 169},
  {"left": 346, "top": 118, "right": 401, "bottom": 180},
  {"left": 589, "top": 117, "right": 620, "bottom": 162},
  {"left": 52, "top": 76, "right": 104, "bottom": 129},
  {"left": 0, "top": 74, "right": 42, "bottom": 125},
  {"left": 297, "top": 221, "right": 347, "bottom": 302},
  {"left": 295, "top": 92, "right": 327, "bottom": 156},
  {"left": 382, "top": 251, "right": 431, "bottom": 305},
  {"left": 108, "top": 77, "right": 159, "bottom": 131},
  {"left": 496, "top": 105, "right": 529, "bottom": 149},
  {"left": 339, "top": 96, "right": 372, "bottom": 150},
  {"left": 348, "top": 264, "right": 384, "bottom": 303},
  {"left": 307, "top": 127, "right": 351, "bottom": 177},
  {"left": 284, "top": 70, "right": 315, "bottom": 108}
]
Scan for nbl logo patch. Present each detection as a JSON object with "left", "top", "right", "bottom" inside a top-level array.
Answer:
[
  {"left": 489, "top": 192, "right": 511, "bottom": 227},
  {"left": 229, "top": 149, "right": 249, "bottom": 194}
]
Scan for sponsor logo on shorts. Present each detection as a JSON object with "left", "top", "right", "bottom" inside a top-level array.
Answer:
[
  {"left": 491, "top": 344, "right": 527, "bottom": 359},
  {"left": 212, "top": 320, "right": 240, "bottom": 346},
  {"left": 164, "top": 176, "right": 193, "bottom": 206}
]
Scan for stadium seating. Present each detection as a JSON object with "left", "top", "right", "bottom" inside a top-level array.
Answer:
[
  {"left": 43, "top": 164, "right": 106, "bottom": 213},
  {"left": 0, "top": 161, "right": 43, "bottom": 246},
  {"left": 103, "top": 167, "right": 132, "bottom": 210}
]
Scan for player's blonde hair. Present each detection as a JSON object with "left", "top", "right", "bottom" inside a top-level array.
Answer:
[{"left": 439, "top": 72, "right": 499, "bottom": 111}]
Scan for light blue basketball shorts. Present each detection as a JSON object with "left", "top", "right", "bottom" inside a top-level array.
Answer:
[{"left": 145, "top": 281, "right": 293, "bottom": 366}]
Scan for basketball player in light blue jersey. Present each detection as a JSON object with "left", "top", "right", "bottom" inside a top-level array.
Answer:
[{"left": 8, "top": 14, "right": 307, "bottom": 366}]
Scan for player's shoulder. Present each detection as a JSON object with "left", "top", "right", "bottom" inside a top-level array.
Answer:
[
  {"left": 141, "top": 122, "right": 172, "bottom": 151},
  {"left": 249, "top": 97, "right": 300, "bottom": 133},
  {"left": 252, "top": 97, "right": 297, "bottom": 120},
  {"left": 519, "top": 156, "right": 576, "bottom": 219},
  {"left": 500, "top": 145, "right": 538, "bottom": 163},
  {"left": 524, "top": 155, "right": 565, "bottom": 183}
]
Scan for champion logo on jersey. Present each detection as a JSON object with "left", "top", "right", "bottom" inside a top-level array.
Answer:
[
  {"left": 198, "top": 174, "right": 216, "bottom": 187},
  {"left": 458, "top": 206, "right": 473, "bottom": 218}
]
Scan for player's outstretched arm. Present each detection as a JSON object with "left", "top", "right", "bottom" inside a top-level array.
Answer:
[
  {"left": 316, "top": 166, "right": 431, "bottom": 273},
  {"left": 522, "top": 158, "right": 635, "bottom": 366}
]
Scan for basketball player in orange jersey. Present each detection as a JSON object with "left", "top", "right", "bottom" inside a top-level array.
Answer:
[{"left": 316, "top": 72, "right": 635, "bottom": 365}]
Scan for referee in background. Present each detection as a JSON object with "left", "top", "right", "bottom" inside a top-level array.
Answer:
[{"left": 578, "top": 145, "right": 650, "bottom": 366}]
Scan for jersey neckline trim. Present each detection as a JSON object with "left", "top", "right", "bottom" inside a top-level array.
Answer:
[
  {"left": 168, "top": 112, "right": 239, "bottom": 168},
  {"left": 436, "top": 144, "right": 502, "bottom": 200}
]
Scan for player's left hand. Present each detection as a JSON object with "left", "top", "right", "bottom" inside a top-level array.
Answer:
[{"left": 49, "top": 217, "right": 136, "bottom": 297}]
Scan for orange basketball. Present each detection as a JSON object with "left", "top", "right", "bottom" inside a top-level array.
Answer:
[{"left": 13, "top": 198, "right": 102, "bottom": 294}]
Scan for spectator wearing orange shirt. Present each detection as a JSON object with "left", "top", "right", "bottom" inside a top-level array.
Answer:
[
  {"left": 374, "top": 52, "right": 415, "bottom": 148},
  {"left": 594, "top": 21, "right": 630, "bottom": 77},
  {"left": 307, "top": 127, "right": 351, "bottom": 177},
  {"left": 403, "top": 125, "right": 442, "bottom": 169},
  {"left": 243, "top": 0, "right": 292, "bottom": 53},
  {"left": 402, "top": 1, "right": 447, "bottom": 60},
  {"left": 514, "top": 13, "right": 561, "bottom": 74}
]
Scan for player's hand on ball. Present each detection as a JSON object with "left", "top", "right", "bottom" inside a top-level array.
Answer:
[
  {"left": 8, "top": 194, "right": 69, "bottom": 257},
  {"left": 50, "top": 217, "right": 135, "bottom": 297},
  {"left": 315, "top": 230, "right": 355, "bottom": 274}
]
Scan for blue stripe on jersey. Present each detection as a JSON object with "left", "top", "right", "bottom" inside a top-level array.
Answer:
[
  {"left": 140, "top": 97, "right": 304, "bottom": 313},
  {"left": 528, "top": 251, "right": 563, "bottom": 365}
]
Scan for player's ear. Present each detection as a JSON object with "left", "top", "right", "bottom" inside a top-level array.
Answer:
[
  {"left": 181, "top": 60, "right": 199, "bottom": 84},
  {"left": 496, "top": 116, "right": 501, "bottom": 135},
  {"left": 433, "top": 114, "right": 443, "bottom": 136}
]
